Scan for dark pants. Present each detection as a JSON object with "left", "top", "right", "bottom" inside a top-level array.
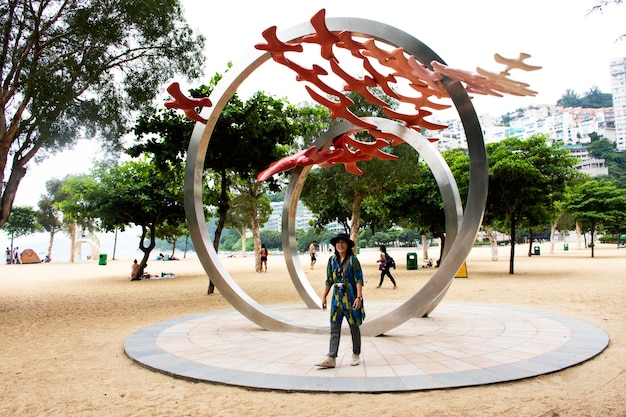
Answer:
[{"left": 379, "top": 267, "right": 396, "bottom": 287}]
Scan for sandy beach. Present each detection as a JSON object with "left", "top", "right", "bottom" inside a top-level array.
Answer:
[{"left": 0, "top": 243, "right": 624, "bottom": 416}]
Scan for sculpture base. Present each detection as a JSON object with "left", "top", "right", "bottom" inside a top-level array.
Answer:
[{"left": 124, "top": 302, "right": 608, "bottom": 393}]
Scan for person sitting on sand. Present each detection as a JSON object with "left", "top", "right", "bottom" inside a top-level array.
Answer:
[{"left": 131, "top": 259, "right": 139, "bottom": 279}]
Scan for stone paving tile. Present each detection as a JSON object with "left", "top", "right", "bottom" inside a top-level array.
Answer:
[{"left": 124, "top": 302, "right": 609, "bottom": 393}]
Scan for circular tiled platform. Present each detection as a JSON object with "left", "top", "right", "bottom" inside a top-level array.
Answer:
[{"left": 124, "top": 302, "right": 608, "bottom": 393}]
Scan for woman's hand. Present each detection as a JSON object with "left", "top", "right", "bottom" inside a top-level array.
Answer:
[{"left": 352, "top": 297, "right": 362, "bottom": 309}]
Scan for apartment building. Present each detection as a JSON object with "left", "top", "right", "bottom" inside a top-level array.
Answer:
[{"left": 610, "top": 57, "right": 626, "bottom": 150}]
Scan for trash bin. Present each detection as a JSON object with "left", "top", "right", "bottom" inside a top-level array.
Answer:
[
  {"left": 533, "top": 246, "right": 540, "bottom": 256},
  {"left": 356, "top": 247, "right": 360, "bottom": 254},
  {"left": 564, "top": 243, "right": 569, "bottom": 251},
  {"left": 98, "top": 254, "right": 107, "bottom": 265},
  {"left": 406, "top": 252, "right": 418, "bottom": 270}
]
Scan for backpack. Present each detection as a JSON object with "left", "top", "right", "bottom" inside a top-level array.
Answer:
[{"left": 385, "top": 253, "right": 396, "bottom": 269}]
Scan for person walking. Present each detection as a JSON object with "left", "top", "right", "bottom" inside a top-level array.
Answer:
[
  {"left": 13, "top": 247, "right": 21, "bottom": 264},
  {"left": 316, "top": 233, "right": 365, "bottom": 368},
  {"left": 309, "top": 240, "right": 317, "bottom": 269},
  {"left": 376, "top": 245, "right": 397, "bottom": 289}
]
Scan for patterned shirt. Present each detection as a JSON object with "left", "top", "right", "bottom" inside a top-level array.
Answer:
[{"left": 325, "top": 254, "right": 365, "bottom": 326}]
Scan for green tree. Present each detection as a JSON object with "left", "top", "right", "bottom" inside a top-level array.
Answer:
[
  {"left": 1, "top": 205, "right": 41, "bottom": 257},
  {"left": 55, "top": 174, "right": 99, "bottom": 262},
  {"left": 0, "top": 0, "right": 204, "bottom": 227},
  {"left": 374, "top": 157, "right": 443, "bottom": 261},
  {"left": 300, "top": 89, "right": 405, "bottom": 244},
  {"left": 201, "top": 89, "right": 300, "bottom": 250},
  {"left": 556, "top": 89, "right": 582, "bottom": 107},
  {"left": 564, "top": 179, "right": 626, "bottom": 257},
  {"left": 155, "top": 220, "right": 188, "bottom": 259},
  {"left": 580, "top": 86, "right": 613, "bottom": 108},
  {"left": 365, "top": 147, "right": 470, "bottom": 263},
  {"left": 487, "top": 135, "right": 578, "bottom": 273},
  {"left": 225, "top": 181, "right": 272, "bottom": 271},
  {"left": 131, "top": 78, "right": 304, "bottom": 292},
  {"left": 589, "top": 138, "right": 626, "bottom": 188},
  {"left": 37, "top": 178, "right": 67, "bottom": 261},
  {"left": 78, "top": 159, "right": 185, "bottom": 279},
  {"left": 259, "top": 230, "right": 282, "bottom": 251},
  {"left": 556, "top": 87, "right": 612, "bottom": 108}
]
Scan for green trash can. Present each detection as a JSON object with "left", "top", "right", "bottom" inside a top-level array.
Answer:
[
  {"left": 98, "top": 254, "right": 107, "bottom": 265},
  {"left": 564, "top": 243, "right": 569, "bottom": 251},
  {"left": 407, "top": 252, "right": 418, "bottom": 270},
  {"left": 356, "top": 247, "right": 360, "bottom": 254},
  {"left": 533, "top": 246, "right": 540, "bottom": 256}
]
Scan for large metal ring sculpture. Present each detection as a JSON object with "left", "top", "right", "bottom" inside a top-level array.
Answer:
[{"left": 185, "top": 15, "right": 489, "bottom": 337}]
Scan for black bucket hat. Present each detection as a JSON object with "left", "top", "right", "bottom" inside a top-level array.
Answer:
[{"left": 330, "top": 233, "right": 355, "bottom": 248}]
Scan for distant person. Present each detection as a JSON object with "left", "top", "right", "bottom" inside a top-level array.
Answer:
[
  {"left": 309, "top": 240, "right": 317, "bottom": 269},
  {"left": 157, "top": 253, "right": 165, "bottom": 261},
  {"left": 131, "top": 259, "right": 139, "bottom": 279},
  {"left": 5, "top": 247, "right": 11, "bottom": 264},
  {"left": 260, "top": 244, "right": 268, "bottom": 272},
  {"left": 376, "top": 245, "right": 397, "bottom": 289},
  {"left": 13, "top": 247, "right": 21, "bottom": 264}
]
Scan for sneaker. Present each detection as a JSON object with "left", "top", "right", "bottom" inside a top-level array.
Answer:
[
  {"left": 315, "top": 356, "right": 336, "bottom": 368},
  {"left": 351, "top": 354, "right": 360, "bottom": 366}
]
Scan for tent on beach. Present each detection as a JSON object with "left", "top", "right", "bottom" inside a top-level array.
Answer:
[{"left": 20, "top": 248, "right": 41, "bottom": 264}]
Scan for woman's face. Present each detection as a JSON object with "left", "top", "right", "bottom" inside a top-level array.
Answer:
[{"left": 335, "top": 239, "right": 348, "bottom": 255}]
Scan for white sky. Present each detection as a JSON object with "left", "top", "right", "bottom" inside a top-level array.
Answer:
[{"left": 13, "top": 0, "right": 626, "bottom": 207}]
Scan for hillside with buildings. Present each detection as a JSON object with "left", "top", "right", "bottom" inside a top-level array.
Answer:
[{"left": 266, "top": 57, "right": 626, "bottom": 231}]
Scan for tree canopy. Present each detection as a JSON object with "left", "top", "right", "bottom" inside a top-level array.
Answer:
[
  {"left": 564, "top": 178, "right": 626, "bottom": 257},
  {"left": 1, "top": 205, "right": 40, "bottom": 243},
  {"left": 57, "top": 159, "right": 185, "bottom": 278},
  {"left": 0, "top": 0, "right": 205, "bottom": 227},
  {"left": 486, "top": 134, "right": 578, "bottom": 273},
  {"left": 556, "top": 86, "right": 613, "bottom": 108},
  {"left": 589, "top": 138, "right": 626, "bottom": 188}
]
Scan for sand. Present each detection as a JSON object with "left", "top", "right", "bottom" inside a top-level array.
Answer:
[{"left": 0, "top": 243, "right": 624, "bottom": 416}]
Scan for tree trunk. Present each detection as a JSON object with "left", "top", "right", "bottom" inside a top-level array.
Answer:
[
  {"left": 250, "top": 201, "right": 263, "bottom": 273},
  {"left": 485, "top": 225, "right": 498, "bottom": 261},
  {"left": 549, "top": 222, "right": 558, "bottom": 254},
  {"left": 421, "top": 234, "right": 429, "bottom": 261},
  {"left": 207, "top": 169, "right": 231, "bottom": 294},
  {"left": 69, "top": 223, "right": 77, "bottom": 263},
  {"left": 46, "top": 229, "right": 55, "bottom": 261},
  {"left": 170, "top": 241, "right": 176, "bottom": 259},
  {"left": 590, "top": 224, "right": 596, "bottom": 258},
  {"left": 576, "top": 222, "right": 583, "bottom": 250},
  {"left": 349, "top": 193, "right": 365, "bottom": 249},
  {"left": 528, "top": 229, "right": 534, "bottom": 257},
  {"left": 437, "top": 233, "right": 446, "bottom": 267},
  {"left": 131, "top": 224, "right": 157, "bottom": 281},
  {"left": 112, "top": 228, "right": 118, "bottom": 260},
  {"left": 0, "top": 164, "right": 27, "bottom": 228},
  {"left": 509, "top": 216, "right": 516, "bottom": 274},
  {"left": 240, "top": 227, "right": 247, "bottom": 258}
]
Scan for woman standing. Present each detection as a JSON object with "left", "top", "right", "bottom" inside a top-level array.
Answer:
[
  {"left": 259, "top": 244, "right": 268, "bottom": 272},
  {"left": 316, "top": 233, "right": 365, "bottom": 368},
  {"left": 376, "top": 245, "right": 397, "bottom": 289}
]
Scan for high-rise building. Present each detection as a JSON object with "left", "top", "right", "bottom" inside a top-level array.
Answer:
[
  {"left": 263, "top": 201, "right": 314, "bottom": 232},
  {"left": 610, "top": 57, "right": 626, "bottom": 150}
]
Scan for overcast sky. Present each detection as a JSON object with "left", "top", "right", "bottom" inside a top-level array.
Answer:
[{"left": 13, "top": 0, "right": 626, "bottom": 207}]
